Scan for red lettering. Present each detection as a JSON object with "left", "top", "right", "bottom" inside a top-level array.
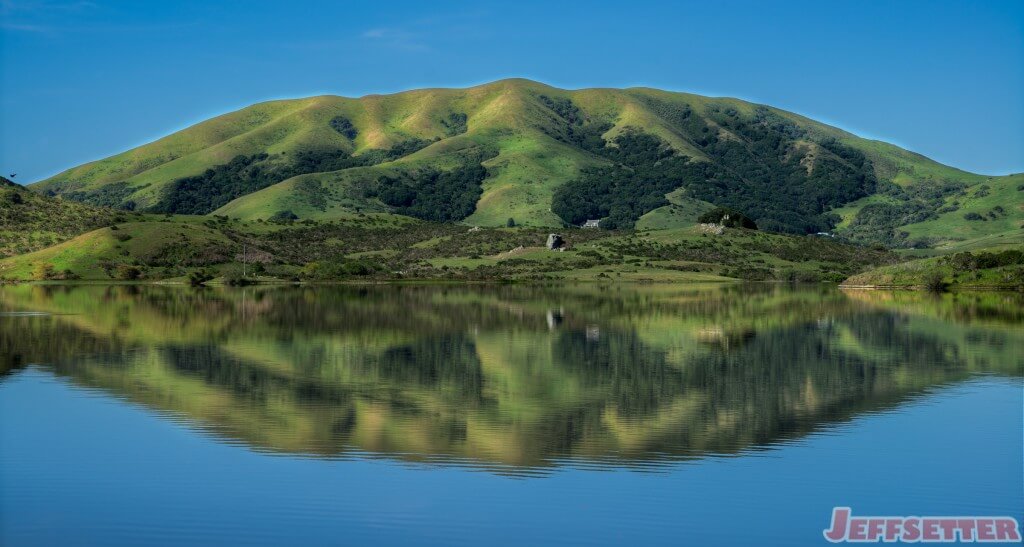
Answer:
[
  {"left": 938, "top": 519, "right": 958, "bottom": 541},
  {"left": 994, "top": 518, "right": 1021, "bottom": 542},
  {"left": 977, "top": 519, "right": 996, "bottom": 541},
  {"left": 902, "top": 518, "right": 921, "bottom": 541},
  {"left": 824, "top": 507, "right": 850, "bottom": 542},
  {"left": 884, "top": 519, "right": 902, "bottom": 542},
  {"left": 867, "top": 518, "right": 885, "bottom": 541},
  {"left": 849, "top": 518, "right": 868, "bottom": 541},
  {"left": 953, "top": 518, "right": 976, "bottom": 541}
]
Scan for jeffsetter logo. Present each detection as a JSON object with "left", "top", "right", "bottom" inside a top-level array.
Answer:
[{"left": 824, "top": 507, "right": 1021, "bottom": 543}]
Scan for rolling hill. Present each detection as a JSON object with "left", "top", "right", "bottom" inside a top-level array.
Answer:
[
  {"left": 27, "top": 79, "right": 1022, "bottom": 247},
  {"left": 1, "top": 175, "right": 128, "bottom": 258}
]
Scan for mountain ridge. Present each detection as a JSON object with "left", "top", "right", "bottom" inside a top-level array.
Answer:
[{"left": 27, "top": 78, "right": 1017, "bottom": 246}]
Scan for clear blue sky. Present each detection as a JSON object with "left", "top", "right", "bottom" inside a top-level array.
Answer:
[{"left": 2, "top": 0, "right": 1022, "bottom": 182}]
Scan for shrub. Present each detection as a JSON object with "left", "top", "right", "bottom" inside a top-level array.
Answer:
[
  {"left": 923, "top": 271, "right": 946, "bottom": 292},
  {"left": 298, "top": 258, "right": 381, "bottom": 280},
  {"left": 32, "top": 263, "right": 57, "bottom": 281},
  {"left": 329, "top": 116, "right": 358, "bottom": 139},
  {"left": 698, "top": 208, "right": 758, "bottom": 229},
  {"left": 269, "top": 210, "right": 299, "bottom": 223},
  {"left": 188, "top": 269, "right": 214, "bottom": 286},
  {"left": 114, "top": 265, "right": 143, "bottom": 280}
]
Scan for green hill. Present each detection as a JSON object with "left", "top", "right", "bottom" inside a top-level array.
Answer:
[
  {"left": 29, "top": 79, "right": 1014, "bottom": 247},
  {"left": 842, "top": 247, "right": 1024, "bottom": 290},
  {"left": 1, "top": 175, "right": 128, "bottom": 258}
]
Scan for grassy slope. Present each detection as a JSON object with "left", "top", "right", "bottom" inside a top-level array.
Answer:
[
  {"left": 842, "top": 252, "right": 1023, "bottom": 290},
  {"left": 635, "top": 190, "right": 717, "bottom": 230},
  {"left": 900, "top": 174, "right": 1023, "bottom": 245},
  {"left": 0, "top": 218, "right": 233, "bottom": 279},
  {"left": 0, "top": 176, "right": 128, "bottom": 257},
  {"left": 31, "top": 79, "right": 982, "bottom": 231}
]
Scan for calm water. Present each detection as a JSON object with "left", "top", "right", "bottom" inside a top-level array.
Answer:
[{"left": 0, "top": 284, "right": 1021, "bottom": 545}]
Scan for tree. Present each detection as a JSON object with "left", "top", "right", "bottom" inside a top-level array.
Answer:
[
  {"left": 506, "top": 218, "right": 516, "bottom": 227},
  {"left": 115, "top": 265, "right": 143, "bottom": 281},
  {"left": 923, "top": 271, "right": 946, "bottom": 292},
  {"left": 698, "top": 208, "right": 758, "bottom": 229},
  {"left": 188, "top": 269, "right": 214, "bottom": 286},
  {"left": 33, "top": 263, "right": 56, "bottom": 281}
]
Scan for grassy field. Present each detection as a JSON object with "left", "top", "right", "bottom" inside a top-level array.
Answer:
[
  {"left": 635, "top": 191, "right": 716, "bottom": 230},
  {"left": 0, "top": 215, "right": 900, "bottom": 284},
  {"left": 899, "top": 174, "right": 1023, "bottom": 242},
  {"left": 843, "top": 247, "right": 1024, "bottom": 290}
]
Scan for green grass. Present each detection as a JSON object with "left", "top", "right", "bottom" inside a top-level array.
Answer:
[
  {"left": 843, "top": 246, "right": 1024, "bottom": 289},
  {"left": 829, "top": 193, "right": 901, "bottom": 230},
  {"left": 0, "top": 214, "right": 899, "bottom": 284},
  {"left": 0, "top": 218, "right": 234, "bottom": 280},
  {"left": 0, "top": 179, "right": 129, "bottom": 257},
  {"left": 900, "top": 174, "right": 1024, "bottom": 242},
  {"left": 635, "top": 191, "right": 716, "bottom": 230}
]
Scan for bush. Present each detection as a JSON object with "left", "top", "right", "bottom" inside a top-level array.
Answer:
[
  {"left": 923, "top": 271, "right": 946, "bottom": 292},
  {"left": 188, "top": 269, "right": 214, "bottom": 286},
  {"left": 698, "top": 207, "right": 758, "bottom": 229},
  {"left": 32, "top": 263, "right": 56, "bottom": 281},
  {"left": 441, "top": 112, "right": 468, "bottom": 136},
  {"left": 221, "top": 264, "right": 254, "bottom": 286},
  {"left": 963, "top": 212, "right": 985, "bottom": 221},
  {"left": 269, "top": 210, "right": 299, "bottom": 223},
  {"left": 114, "top": 265, "right": 143, "bottom": 280},
  {"left": 329, "top": 116, "right": 358, "bottom": 139},
  {"left": 298, "top": 258, "right": 382, "bottom": 280}
]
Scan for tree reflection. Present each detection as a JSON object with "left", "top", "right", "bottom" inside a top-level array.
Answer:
[{"left": 1, "top": 284, "right": 1020, "bottom": 472}]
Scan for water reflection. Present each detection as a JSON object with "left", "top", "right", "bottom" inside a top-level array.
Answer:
[{"left": 1, "top": 284, "right": 1021, "bottom": 473}]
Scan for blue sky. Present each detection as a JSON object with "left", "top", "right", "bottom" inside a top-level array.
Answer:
[{"left": 1, "top": 0, "right": 1022, "bottom": 182}]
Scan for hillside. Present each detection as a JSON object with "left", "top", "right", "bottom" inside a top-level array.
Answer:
[
  {"left": 0, "top": 214, "right": 898, "bottom": 283},
  {"left": 842, "top": 247, "right": 1024, "bottom": 290},
  {"left": 29, "top": 79, "right": 1014, "bottom": 247},
  {"left": 0, "top": 175, "right": 129, "bottom": 258}
]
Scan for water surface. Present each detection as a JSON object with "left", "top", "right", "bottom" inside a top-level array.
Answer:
[{"left": 1, "top": 284, "right": 1021, "bottom": 545}]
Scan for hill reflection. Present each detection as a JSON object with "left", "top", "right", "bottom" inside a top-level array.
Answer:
[{"left": 2, "top": 284, "right": 1021, "bottom": 473}]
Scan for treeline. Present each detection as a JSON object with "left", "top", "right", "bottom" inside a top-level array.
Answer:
[
  {"left": 698, "top": 208, "right": 757, "bottom": 229},
  {"left": 550, "top": 98, "right": 878, "bottom": 232},
  {"left": 538, "top": 94, "right": 611, "bottom": 151},
  {"left": 371, "top": 161, "right": 489, "bottom": 222},
  {"left": 841, "top": 180, "right": 967, "bottom": 248},
  {"left": 61, "top": 182, "right": 147, "bottom": 210},
  {"left": 553, "top": 133, "right": 710, "bottom": 228},
  {"left": 151, "top": 138, "right": 434, "bottom": 215},
  {"left": 942, "top": 249, "right": 1024, "bottom": 271},
  {"left": 682, "top": 107, "right": 877, "bottom": 233},
  {"left": 441, "top": 112, "right": 468, "bottom": 136}
]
